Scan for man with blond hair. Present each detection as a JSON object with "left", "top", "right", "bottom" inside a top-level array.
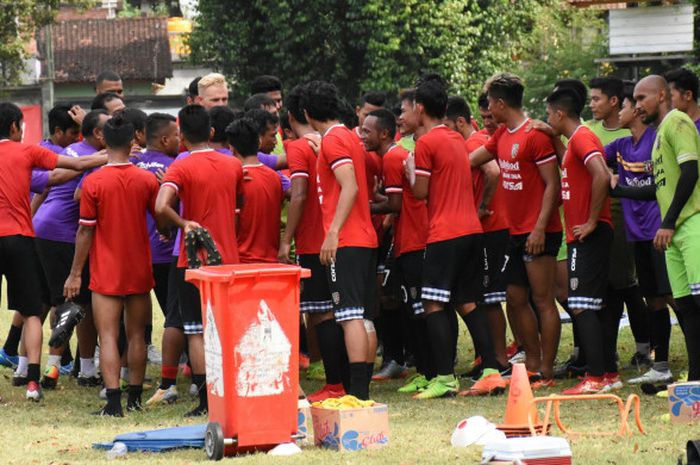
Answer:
[{"left": 196, "top": 73, "right": 229, "bottom": 109}]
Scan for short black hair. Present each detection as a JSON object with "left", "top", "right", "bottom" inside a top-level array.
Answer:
[
  {"left": 477, "top": 92, "right": 489, "bottom": 110},
  {"left": 81, "top": 109, "right": 108, "bottom": 138},
  {"left": 103, "top": 112, "right": 134, "bottom": 149},
  {"left": 486, "top": 73, "right": 524, "bottom": 108},
  {"left": 553, "top": 78, "right": 587, "bottom": 115},
  {"left": 244, "top": 108, "right": 279, "bottom": 136},
  {"left": 244, "top": 93, "right": 276, "bottom": 112},
  {"left": 116, "top": 107, "right": 147, "bottom": 132},
  {"left": 621, "top": 79, "right": 636, "bottom": 104},
  {"left": 178, "top": 104, "right": 211, "bottom": 144},
  {"left": 399, "top": 89, "right": 416, "bottom": 104},
  {"left": 547, "top": 88, "right": 582, "bottom": 118},
  {"left": 665, "top": 68, "right": 699, "bottom": 101},
  {"left": 300, "top": 80, "right": 341, "bottom": 122},
  {"left": 145, "top": 112, "right": 176, "bottom": 145},
  {"left": 446, "top": 96, "right": 472, "bottom": 123},
  {"left": 96, "top": 70, "right": 121, "bottom": 85},
  {"left": 415, "top": 74, "right": 448, "bottom": 119},
  {"left": 0, "top": 102, "right": 23, "bottom": 138},
  {"left": 279, "top": 110, "right": 291, "bottom": 133},
  {"left": 338, "top": 98, "right": 359, "bottom": 129},
  {"left": 366, "top": 108, "right": 396, "bottom": 139},
  {"left": 251, "top": 75, "right": 282, "bottom": 94},
  {"left": 210, "top": 106, "right": 237, "bottom": 143},
  {"left": 48, "top": 103, "right": 79, "bottom": 135},
  {"left": 91, "top": 92, "right": 122, "bottom": 111},
  {"left": 359, "top": 91, "right": 386, "bottom": 108},
  {"left": 225, "top": 117, "right": 260, "bottom": 157},
  {"left": 589, "top": 76, "right": 624, "bottom": 106},
  {"left": 188, "top": 76, "right": 202, "bottom": 98},
  {"left": 285, "top": 84, "right": 308, "bottom": 124}
]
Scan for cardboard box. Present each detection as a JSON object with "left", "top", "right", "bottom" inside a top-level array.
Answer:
[
  {"left": 297, "top": 399, "right": 313, "bottom": 446},
  {"left": 311, "top": 404, "right": 389, "bottom": 451},
  {"left": 668, "top": 382, "right": 700, "bottom": 424}
]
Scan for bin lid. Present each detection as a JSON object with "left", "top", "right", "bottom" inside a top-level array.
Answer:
[{"left": 185, "top": 263, "right": 310, "bottom": 283}]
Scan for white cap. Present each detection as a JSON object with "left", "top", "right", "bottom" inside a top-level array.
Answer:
[{"left": 451, "top": 416, "right": 497, "bottom": 448}]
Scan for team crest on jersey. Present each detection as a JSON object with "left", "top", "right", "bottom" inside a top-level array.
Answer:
[
  {"left": 511, "top": 143, "right": 520, "bottom": 159},
  {"left": 410, "top": 287, "right": 418, "bottom": 300},
  {"left": 332, "top": 292, "right": 340, "bottom": 304},
  {"left": 483, "top": 276, "right": 490, "bottom": 288},
  {"left": 570, "top": 278, "right": 579, "bottom": 291}
]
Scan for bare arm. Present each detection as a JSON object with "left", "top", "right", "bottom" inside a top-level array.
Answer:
[
  {"left": 573, "top": 156, "right": 610, "bottom": 241},
  {"left": 469, "top": 145, "right": 496, "bottom": 169},
  {"left": 279, "top": 177, "right": 308, "bottom": 264},
  {"left": 155, "top": 185, "right": 200, "bottom": 234},
  {"left": 370, "top": 193, "right": 402, "bottom": 215},
  {"left": 31, "top": 190, "right": 49, "bottom": 216},
  {"left": 63, "top": 226, "right": 94, "bottom": 299},
  {"left": 478, "top": 160, "right": 500, "bottom": 217},
  {"left": 319, "top": 164, "right": 358, "bottom": 265},
  {"left": 55, "top": 152, "right": 108, "bottom": 172}
]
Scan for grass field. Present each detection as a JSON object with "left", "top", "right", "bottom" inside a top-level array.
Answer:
[{"left": 0, "top": 296, "right": 695, "bottom": 465}]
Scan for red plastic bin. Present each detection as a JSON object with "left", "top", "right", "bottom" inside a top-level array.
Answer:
[{"left": 185, "top": 264, "right": 310, "bottom": 460}]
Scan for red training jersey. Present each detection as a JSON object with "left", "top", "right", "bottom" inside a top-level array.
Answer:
[
  {"left": 162, "top": 149, "right": 244, "bottom": 267},
  {"left": 465, "top": 131, "right": 509, "bottom": 232},
  {"left": 414, "top": 125, "right": 482, "bottom": 243},
  {"left": 79, "top": 164, "right": 158, "bottom": 295},
  {"left": 287, "top": 137, "right": 325, "bottom": 255},
  {"left": 561, "top": 126, "right": 612, "bottom": 243},
  {"left": 0, "top": 140, "right": 58, "bottom": 237},
  {"left": 237, "top": 163, "right": 284, "bottom": 263},
  {"left": 382, "top": 144, "right": 428, "bottom": 255},
  {"left": 317, "top": 124, "right": 378, "bottom": 249},
  {"left": 352, "top": 127, "right": 385, "bottom": 241},
  {"left": 484, "top": 119, "right": 562, "bottom": 235}
]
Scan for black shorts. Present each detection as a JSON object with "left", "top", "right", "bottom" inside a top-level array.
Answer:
[
  {"left": 152, "top": 261, "right": 171, "bottom": 317},
  {"left": 164, "top": 257, "right": 183, "bottom": 329},
  {"left": 505, "top": 232, "right": 562, "bottom": 287},
  {"left": 422, "top": 234, "right": 482, "bottom": 306},
  {"left": 298, "top": 254, "right": 333, "bottom": 314},
  {"left": 481, "top": 229, "right": 509, "bottom": 305},
  {"left": 376, "top": 228, "right": 393, "bottom": 275},
  {"left": 567, "top": 222, "right": 613, "bottom": 311},
  {"left": 177, "top": 265, "right": 202, "bottom": 334},
  {"left": 35, "top": 238, "right": 91, "bottom": 306},
  {"left": 0, "top": 235, "right": 45, "bottom": 317},
  {"left": 634, "top": 240, "right": 672, "bottom": 298},
  {"left": 396, "top": 250, "right": 425, "bottom": 317},
  {"left": 325, "top": 247, "right": 376, "bottom": 322}
]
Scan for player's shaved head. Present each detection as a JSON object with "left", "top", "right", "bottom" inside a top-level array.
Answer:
[
  {"left": 636, "top": 75, "right": 669, "bottom": 98},
  {"left": 634, "top": 75, "right": 672, "bottom": 125}
]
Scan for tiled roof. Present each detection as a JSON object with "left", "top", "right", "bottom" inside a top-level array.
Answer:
[{"left": 37, "top": 17, "right": 173, "bottom": 84}]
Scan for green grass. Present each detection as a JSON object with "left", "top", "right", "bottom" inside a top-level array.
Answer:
[{"left": 0, "top": 294, "right": 694, "bottom": 464}]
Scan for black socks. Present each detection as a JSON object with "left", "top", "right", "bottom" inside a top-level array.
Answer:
[
  {"left": 425, "top": 311, "right": 455, "bottom": 376},
  {"left": 3, "top": 324, "right": 21, "bottom": 357},
  {"left": 315, "top": 319, "right": 346, "bottom": 386},
  {"left": 349, "top": 362, "right": 369, "bottom": 400},
  {"left": 27, "top": 363, "right": 40, "bottom": 383},
  {"left": 127, "top": 384, "right": 143, "bottom": 411},
  {"left": 650, "top": 307, "right": 671, "bottom": 363},
  {"left": 573, "top": 310, "right": 604, "bottom": 377},
  {"left": 461, "top": 307, "right": 499, "bottom": 370},
  {"left": 96, "top": 388, "right": 124, "bottom": 417},
  {"left": 185, "top": 374, "right": 208, "bottom": 417},
  {"left": 676, "top": 296, "right": 700, "bottom": 381}
]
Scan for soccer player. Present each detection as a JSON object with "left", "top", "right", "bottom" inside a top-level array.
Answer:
[
  {"left": 279, "top": 84, "right": 343, "bottom": 398},
  {"left": 665, "top": 68, "right": 700, "bottom": 132},
  {"left": 227, "top": 117, "right": 284, "bottom": 263},
  {"left": 195, "top": 73, "right": 229, "bottom": 110},
  {"left": 251, "top": 75, "right": 284, "bottom": 112},
  {"left": 91, "top": 92, "right": 125, "bottom": 115},
  {"left": 470, "top": 73, "right": 562, "bottom": 384},
  {"left": 155, "top": 104, "right": 244, "bottom": 415},
  {"left": 209, "top": 106, "right": 237, "bottom": 155},
  {"left": 445, "top": 96, "right": 510, "bottom": 372},
  {"left": 65, "top": 114, "right": 159, "bottom": 416},
  {"left": 95, "top": 71, "right": 124, "bottom": 97},
  {"left": 477, "top": 92, "right": 499, "bottom": 136},
  {"left": 606, "top": 83, "right": 674, "bottom": 387},
  {"left": 130, "top": 113, "right": 183, "bottom": 405},
  {"left": 406, "top": 74, "right": 504, "bottom": 399},
  {"left": 246, "top": 109, "right": 287, "bottom": 170},
  {"left": 634, "top": 75, "right": 700, "bottom": 381},
  {"left": 361, "top": 108, "right": 432, "bottom": 388},
  {"left": 33, "top": 110, "right": 111, "bottom": 389},
  {"left": 587, "top": 77, "right": 648, "bottom": 371},
  {"left": 244, "top": 94, "right": 278, "bottom": 116},
  {"left": 0, "top": 102, "right": 106, "bottom": 400},
  {"left": 300, "top": 80, "right": 378, "bottom": 400},
  {"left": 185, "top": 77, "right": 202, "bottom": 105},
  {"left": 543, "top": 87, "right": 615, "bottom": 394}
]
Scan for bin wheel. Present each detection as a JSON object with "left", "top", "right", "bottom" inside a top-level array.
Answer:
[{"left": 205, "top": 422, "right": 225, "bottom": 461}]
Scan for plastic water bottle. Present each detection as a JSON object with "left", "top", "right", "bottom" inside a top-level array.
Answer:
[{"left": 106, "top": 442, "right": 127, "bottom": 460}]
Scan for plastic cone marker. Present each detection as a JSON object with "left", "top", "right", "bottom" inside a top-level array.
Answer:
[
  {"left": 451, "top": 416, "right": 497, "bottom": 447},
  {"left": 500, "top": 363, "right": 540, "bottom": 428}
]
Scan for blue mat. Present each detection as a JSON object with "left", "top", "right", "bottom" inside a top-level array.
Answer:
[{"left": 93, "top": 424, "right": 207, "bottom": 453}]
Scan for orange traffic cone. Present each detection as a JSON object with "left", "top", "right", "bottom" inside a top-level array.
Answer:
[{"left": 497, "top": 363, "right": 542, "bottom": 436}]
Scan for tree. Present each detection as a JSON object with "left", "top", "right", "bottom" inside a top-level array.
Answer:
[{"left": 0, "top": 1, "right": 94, "bottom": 87}]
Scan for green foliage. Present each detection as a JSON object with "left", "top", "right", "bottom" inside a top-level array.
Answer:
[
  {"left": 514, "top": 2, "right": 611, "bottom": 120},
  {"left": 0, "top": 0, "right": 95, "bottom": 87},
  {"left": 189, "top": 0, "right": 610, "bottom": 108}
]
